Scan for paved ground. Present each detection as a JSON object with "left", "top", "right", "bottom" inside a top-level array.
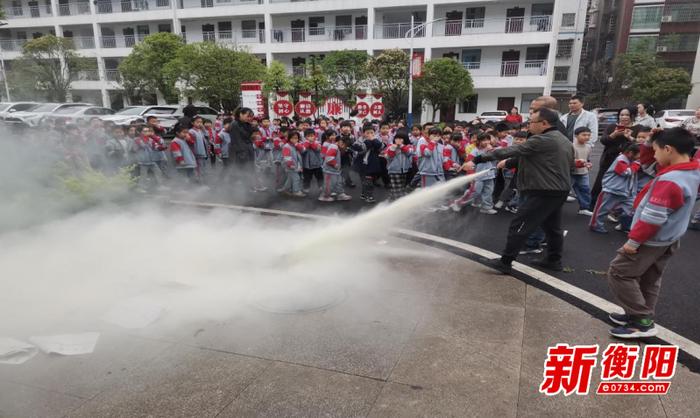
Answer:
[
  {"left": 2, "top": 238, "right": 698, "bottom": 417},
  {"left": 199, "top": 144, "right": 700, "bottom": 346}
]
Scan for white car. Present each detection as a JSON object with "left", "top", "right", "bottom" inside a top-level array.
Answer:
[
  {"left": 45, "top": 106, "right": 115, "bottom": 124},
  {"left": 100, "top": 105, "right": 219, "bottom": 136},
  {"left": 0, "top": 102, "right": 39, "bottom": 120},
  {"left": 4, "top": 102, "right": 92, "bottom": 127},
  {"left": 478, "top": 111, "right": 508, "bottom": 123},
  {"left": 654, "top": 109, "right": 695, "bottom": 129}
]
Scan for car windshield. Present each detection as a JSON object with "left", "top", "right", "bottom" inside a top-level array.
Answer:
[
  {"left": 669, "top": 111, "right": 694, "bottom": 117},
  {"left": 146, "top": 107, "right": 177, "bottom": 115},
  {"left": 482, "top": 112, "right": 505, "bottom": 116},
  {"left": 31, "top": 104, "right": 60, "bottom": 112},
  {"left": 114, "top": 106, "right": 148, "bottom": 115},
  {"left": 0, "top": 104, "right": 11, "bottom": 111}
]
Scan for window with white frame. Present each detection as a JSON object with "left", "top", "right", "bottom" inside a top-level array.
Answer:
[
  {"left": 562, "top": 13, "right": 576, "bottom": 27},
  {"left": 309, "top": 17, "right": 325, "bottom": 36},
  {"left": 556, "top": 39, "right": 574, "bottom": 58},
  {"left": 554, "top": 66, "right": 570, "bottom": 82},
  {"left": 631, "top": 6, "right": 663, "bottom": 30},
  {"left": 465, "top": 7, "right": 485, "bottom": 28},
  {"left": 460, "top": 95, "right": 478, "bottom": 114}
]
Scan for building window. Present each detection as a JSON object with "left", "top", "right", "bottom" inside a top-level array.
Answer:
[
  {"left": 158, "top": 24, "right": 172, "bottom": 33},
  {"left": 561, "top": 13, "right": 576, "bottom": 27},
  {"left": 465, "top": 7, "right": 485, "bottom": 28},
  {"left": 665, "top": 4, "right": 700, "bottom": 23},
  {"left": 631, "top": 6, "right": 663, "bottom": 30},
  {"left": 657, "top": 33, "right": 700, "bottom": 52},
  {"left": 627, "top": 35, "right": 657, "bottom": 52},
  {"left": 554, "top": 66, "right": 570, "bottom": 82},
  {"left": 241, "top": 20, "right": 257, "bottom": 38},
  {"left": 309, "top": 17, "right": 325, "bottom": 36},
  {"left": 460, "top": 95, "right": 478, "bottom": 113},
  {"left": 556, "top": 39, "right": 574, "bottom": 58},
  {"left": 608, "top": 14, "right": 616, "bottom": 33},
  {"left": 581, "top": 40, "right": 589, "bottom": 60},
  {"left": 461, "top": 49, "right": 481, "bottom": 69}
]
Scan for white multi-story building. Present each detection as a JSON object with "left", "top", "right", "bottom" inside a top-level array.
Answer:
[{"left": 0, "top": 0, "right": 587, "bottom": 120}]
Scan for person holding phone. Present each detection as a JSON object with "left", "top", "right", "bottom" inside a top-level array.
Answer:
[{"left": 590, "top": 107, "right": 635, "bottom": 209}]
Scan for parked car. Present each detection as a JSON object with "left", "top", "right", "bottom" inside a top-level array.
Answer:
[
  {"left": 654, "top": 109, "right": 695, "bottom": 129},
  {"left": 0, "top": 102, "right": 39, "bottom": 121},
  {"left": 100, "top": 104, "right": 218, "bottom": 137},
  {"left": 593, "top": 108, "right": 621, "bottom": 135},
  {"left": 479, "top": 111, "right": 508, "bottom": 123},
  {"left": 45, "top": 106, "right": 115, "bottom": 124},
  {"left": 3, "top": 102, "right": 92, "bottom": 127}
]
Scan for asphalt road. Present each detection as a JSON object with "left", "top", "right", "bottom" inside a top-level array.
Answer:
[{"left": 199, "top": 144, "right": 700, "bottom": 345}]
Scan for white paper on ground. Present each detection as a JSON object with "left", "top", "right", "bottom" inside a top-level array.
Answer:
[
  {"left": 101, "top": 296, "right": 163, "bottom": 329},
  {"left": 29, "top": 332, "right": 100, "bottom": 355},
  {"left": 0, "top": 338, "right": 38, "bottom": 365}
]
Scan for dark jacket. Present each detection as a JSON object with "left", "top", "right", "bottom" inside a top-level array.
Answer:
[
  {"left": 352, "top": 138, "right": 383, "bottom": 175},
  {"left": 475, "top": 127, "right": 574, "bottom": 193},
  {"left": 228, "top": 120, "right": 255, "bottom": 162},
  {"left": 599, "top": 124, "right": 632, "bottom": 173}
]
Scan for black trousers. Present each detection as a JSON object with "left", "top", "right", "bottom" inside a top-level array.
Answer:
[
  {"left": 502, "top": 192, "right": 568, "bottom": 264},
  {"left": 303, "top": 167, "right": 323, "bottom": 189}
]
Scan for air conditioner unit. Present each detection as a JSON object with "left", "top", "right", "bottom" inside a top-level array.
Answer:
[
  {"left": 656, "top": 45, "right": 668, "bottom": 52},
  {"left": 661, "top": 15, "right": 673, "bottom": 22}
]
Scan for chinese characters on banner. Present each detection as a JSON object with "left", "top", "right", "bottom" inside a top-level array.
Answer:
[
  {"left": 411, "top": 52, "right": 424, "bottom": 79},
  {"left": 295, "top": 92, "right": 317, "bottom": 118},
  {"left": 539, "top": 344, "right": 678, "bottom": 396},
  {"left": 355, "top": 93, "right": 385, "bottom": 119},
  {"left": 240, "top": 82, "right": 265, "bottom": 116},
  {"left": 269, "top": 93, "right": 378, "bottom": 120},
  {"left": 271, "top": 91, "right": 294, "bottom": 118}
]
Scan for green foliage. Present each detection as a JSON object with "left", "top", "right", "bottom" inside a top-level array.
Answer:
[
  {"left": 55, "top": 163, "right": 135, "bottom": 208},
  {"left": 367, "top": 49, "right": 410, "bottom": 116},
  {"left": 164, "top": 42, "right": 265, "bottom": 111},
  {"left": 119, "top": 33, "right": 184, "bottom": 104},
  {"left": 320, "top": 50, "right": 370, "bottom": 105},
  {"left": 290, "top": 56, "right": 330, "bottom": 113},
  {"left": 613, "top": 49, "right": 692, "bottom": 107},
  {"left": 415, "top": 58, "right": 474, "bottom": 121},
  {"left": 13, "top": 35, "right": 86, "bottom": 102},
  {"left": 263, "top": 60, "right": 292, "bottom": 96}
]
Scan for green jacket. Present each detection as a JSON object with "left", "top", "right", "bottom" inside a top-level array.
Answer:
[{"left": 476, "top": 128, "right": 574, "bottom": 193}]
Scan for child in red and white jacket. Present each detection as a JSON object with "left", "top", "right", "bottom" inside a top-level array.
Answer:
[
  {"left": 281, "top": 130, "right": 305, "bottom": 197},
  {"left": 319, "top": 129, "right": 352, "bottom": 202},
  {"left": 607, "top": 128, "right": 700, "bottom": 339},
  {"left": 169, "top": 125, "right": 197, "bottom": 181}
]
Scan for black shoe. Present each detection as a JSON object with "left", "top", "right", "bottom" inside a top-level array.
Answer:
[
  {"left": 484, "top": 258, "right": 512, "bottom": 275},
  {"left": 531, "top": 258, "right": 563, "bottom": 272},
  {"left": 608, "top": 312, "right": 630, "bottom": 326}
]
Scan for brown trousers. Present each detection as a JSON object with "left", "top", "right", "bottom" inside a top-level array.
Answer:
[{"left": 607, "top": 242, "right": 679, "bottom": 319}]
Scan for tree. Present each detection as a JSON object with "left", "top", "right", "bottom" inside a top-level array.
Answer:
[
  {"left": 164, "top": 42, "right": 265, "bottom": 111},
  {"left": 119, "top": 32, "right": 184, "bottom": 104},
  {"left": 289, "top": 56, "right": 330, "bottom": 117},
  {"left": 612, "top": 48, "right": 692, "bottom": 107},
  {"left": 263, "top": 60, "right": 292, "bottom": 96},
  {"left": 367, "top": 49, "right": 410, "bottom": 117},
  {"left": 321, "top": 50, "right": 369, "bottom": 105},
  {"left": 414, "top": 58, "right": 474, "bottom": 121},
  {"left": 13, "top": 35, "right": 86, "bottom": 102}
]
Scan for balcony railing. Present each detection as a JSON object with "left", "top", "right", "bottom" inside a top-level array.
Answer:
[
  {"left": 58, "top": 1, "right": 92, "bottom": 16},
  {"left": 461, "top": 60, "right": 547, "bottom": 78},
  {"left": 271, "top": 25, "right": 367, "bottom": 43},
  {"left": 6, "top": 4, "right": 54, "bottom": 18},
  {"left": 432, "top": 16, "right": 552, "bottom": 37},
  {"left": 68, "top": 36, "right": 97, "bottom": 49},
  {"left": 73, "top": 69, "right": 101, "bottom": 81},
  {"left": 291, "top": 66, "right": 306, "bottom": 77},
  {"left": 374, "top": 23, "right": 425, "bottom": 40},
  {"left": 105, "top": 69, "right": 122, "bottom": 82},
  {"left": 96, "top": 0, "right": 172, "bottom": 14},
  {"left": 199, "top": 29, "right": 265, "bottom": 43},
  {"left": 180, "top": 0, "right": 263, "bottom": 8},
  {"left": 101, "top": 34, "right": 146, "bottom": 48},
  {"left": 0, "top": 39, "right": 28, "bottom": 52}
]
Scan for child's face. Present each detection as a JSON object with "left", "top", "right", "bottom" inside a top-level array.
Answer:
[
  {"left": 128, "top": 127, "right": 136, "bottom": 136},
  {"left": 327, "top": 134, "right": 336, "bottom": 142},
  {"left": 176, "top": 130, "right": 187, "bottom": 139},
  {"left": 478, "top": 140, "right": 490, "bottom": 149},
  {"left": 450, "top": 140, "right": 461, "bottom": 148},
  {"left": 429, "top": 133, "right": 440, "bottom": 141},
  {"left": 341, "top": 126, "right": 351, "bottom": 135},
  {"left": 625, "top": 150, "right": 640, "bottom": 161},
  {"left": 320, "top": 120, "right": 327, "bottom": 128},
  {"left": 576, "top": 132, "right": 591, "bottom": 144},
  {"left": 252, "top": 134, "right": 261, "bottom": 142},
  {"left": 636, "top": 132, "right": 651, "bottom": 144},
  {"left": 193, "top": 119, "right": 203, "bottom": 129},
  {"left": 289, "top": 135, "right": 299, "bottom": 144},
  {"left": 380, "top": 126, "right": 390, "bottom": 135},
  {"left": 223, "top": 123, "right": 230, "bottom": 131},
  {"left": 113, "top": 129, "right": 124, "bottom": 138},
  {"left": 652, "top": 142, "right": 672, "bottom": 166},
  {"left": 306, "top": 134, "right": 316, "bottom": 142},
  {"left": 363, "top": 130, "right": 375, "bottom": 140},
  {"left": 514, "top": 137, "right": 526, "bottom": 145},
  {"left": 262, "top": 120, "right": 270, "bottom": 128},
  {"left": 338, "top": 141, "right": 347, "bottom": 150},
  {"left": 142, "top": 128, "right": 152, "bottom": 137},
  {"left": 204, "top": 121, "right": 212, "bottom": 129},
  {"left": 395, "top": 137, "right": 404, "bottom": 146}
]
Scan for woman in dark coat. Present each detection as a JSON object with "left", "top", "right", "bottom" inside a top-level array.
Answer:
[
  {"left": 589, "top": 107, "right": 635, "bottom": 209},
  {"left": 226, "top": 107, "right": 255, "bottom": 185}
]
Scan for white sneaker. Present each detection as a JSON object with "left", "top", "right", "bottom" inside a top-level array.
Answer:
[
  {"left": 566, "top": 196, "right": 577, "bottom": 202},
  {"left": 480, "top": 208, "right": 498, "bottom": 215},
  {"left": 607, "top": 214, "right": 619, "bottom": 223},
  {"left": 494, "top": 201, "right": 504, "bottom": 209},
  {"left": 470, "top": 202, "right": 481, "bottom": 208},
  {"left": 450, "top": 203, "right": 461, "bottom": 212},
  {"left": 292, "top": 191, "right": 306, "bottom": 197},
  {"left": 436, "top": 204, "right": 451, "bottom": 211},
  {"left": 318, "top": 196, "right": 334, "bottom": 202},
  {"left": 335, "top": 193, "right": 352, "bottom": 201},
  {"left": 578, "top": 209, "right": 593, "bottom": 216}
]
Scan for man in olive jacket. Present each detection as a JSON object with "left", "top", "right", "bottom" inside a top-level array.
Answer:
[{"left": 463, "top": 107, "right": 575, "bottom": 274}]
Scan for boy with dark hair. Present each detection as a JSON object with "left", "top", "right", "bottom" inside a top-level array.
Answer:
[
  {"left": 170, "top": 125, "right": 197, "bottom": 182},
  {"left": 607, "top": 128, "right": 700, "bottom": 338},
  {"left": 301, "top": 128, "right": 324, "bottom": 194},
  {"left": 352, "top": 124, "right": 383, "bottom": 203},
  {"left": 572, "top": 126, "right": 594, "bottom": 216},
  {"left": 590, "top": 143, "right": 641, "bottom": 233},
  {"left": 338, "top": 121, "right": 356, "bottom": 188},
  {"left": 189, "top": 116, "right": 209, "bottom": 181}
]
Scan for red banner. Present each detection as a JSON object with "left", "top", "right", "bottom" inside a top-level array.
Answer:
[{"left": 411, "top": 53, "right": 424, "bottom": 79}]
